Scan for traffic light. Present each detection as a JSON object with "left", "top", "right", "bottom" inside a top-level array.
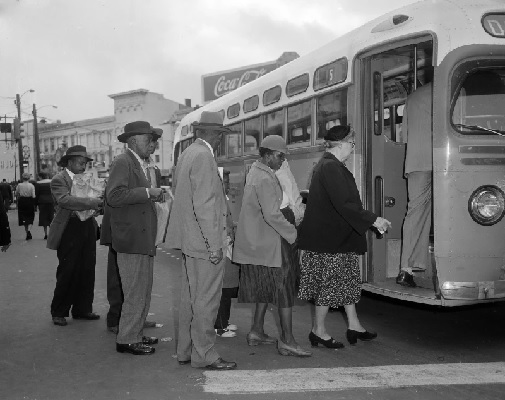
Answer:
[{"left": 13, "top": 118, "right": 24, "bottom": 140}]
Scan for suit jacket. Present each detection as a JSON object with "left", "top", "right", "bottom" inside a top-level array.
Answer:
[
  {"left": 166, "top": 139, "right": 228, "bottom": 259},
  {"left": 298, "top": 152, "right": 377, "bottom": 255},
  {"left": 47, "top": 170, "right": 99, "bottom": 250},
  {"left": 0, "top": 183, "right": 12, "bottom": 202},
  {"left": 0, "top": 192, "right": 10, "bottom": 246},
  {"left": 100, "top": 150, "right": 160, "bottom": 256}
]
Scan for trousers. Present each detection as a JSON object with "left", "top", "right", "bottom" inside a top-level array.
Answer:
[{"left": 401, "top": 171, "right": 432, "bottom": 271}]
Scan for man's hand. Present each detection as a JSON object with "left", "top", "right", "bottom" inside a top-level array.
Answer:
[
  {"left": 148, "top": 188, "right": 164, "bottom": 202},
  {"left": 91, "top": 198, "right": 103, "bottom": 211},
  {"left": 1, "top": 244, "right": 10, "bottom": 252},
  {"left": 209, "top": 249, "right": 223, "bottom": 265}
]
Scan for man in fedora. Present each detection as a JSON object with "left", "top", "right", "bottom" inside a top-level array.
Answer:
[
  {"left": 101, "top": 121, "right": 164, "bottom": 355},
  {"left": 167, "top": 111, "right": 237, "bottom": 370},
  {"left": 48, "top": 145, "right": 103, "bottom": 326}
]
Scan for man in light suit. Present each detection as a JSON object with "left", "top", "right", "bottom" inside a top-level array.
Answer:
[
  {"left": 167, "top": 111, "right": 237, "bottom": 370},
  {"left": 101, "top": 121, "right": 164, "bottom": 355},
  {"left": 47, "top": 145, "right": 103, "bottom": 326}
]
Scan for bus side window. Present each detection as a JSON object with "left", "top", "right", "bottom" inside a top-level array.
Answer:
[
  {"left": 263, "top": 109, "right": 284, "bottom": 137},
  {"left": 173, "top": 142, "right": 181, "bottom": 166},
  {"left": 316, "top": 88, "right": 348, "bottom": 141},
  {"left": 244, "top": 117, "right": 260, "bottom": 154},
  {"left": 226, "top": 123, "right": 242, "bottom": 157},
  {"left": 287, "top": 99, "right": 311, "bottom": 146}
]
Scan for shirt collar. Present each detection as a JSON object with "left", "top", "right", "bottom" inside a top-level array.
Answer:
[
  {"left": 198, "top": 138, "right": 214, "bottom": 157},
  {"left": 128, "top": 148, "right": 147, "bottom": 166},
  {"left": 65, "top": 168, "right": 75, "bottom": 181}
]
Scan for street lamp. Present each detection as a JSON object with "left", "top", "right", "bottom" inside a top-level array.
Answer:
[
  {"left": 33, "top": 104, "right": 57, "bottom": 175},
  {"left": 14, "top": 89, "right": 35, "bottom": 177}
]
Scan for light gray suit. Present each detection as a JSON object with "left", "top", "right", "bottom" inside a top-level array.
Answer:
[{"left": 166, "top": 139, "right": 229, "bottom": 367}]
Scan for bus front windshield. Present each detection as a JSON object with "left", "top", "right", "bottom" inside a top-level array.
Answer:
[{"left": 452, "top": 68, "right": 505, "bottom": 135}]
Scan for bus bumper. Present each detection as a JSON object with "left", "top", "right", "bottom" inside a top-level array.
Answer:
[{"left": 441, "top": 281, "right": 505, "bottom": 300}]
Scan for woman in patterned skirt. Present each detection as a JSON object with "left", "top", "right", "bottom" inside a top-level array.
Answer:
[
  {"left": 233, "top": 135, "right": 311, "bottom": 358},
  {"left": 298, "top": 125, "right": 391, "bottom": 347}
]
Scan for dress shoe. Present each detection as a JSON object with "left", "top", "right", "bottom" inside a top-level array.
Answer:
[
  {"left": 346, "top": 329, "right": 377, "bottom": 345},
  {"left": 52, "top": 317, "right": 67, "bottom": 326},
  {"left": 309, "top": 331, "right": 344, "bottom": 349},
  {"left": 72, "top": 312, "right": 100, "bottom": 320},
  {"left": 396, "top": 271, "right": 416, "bottom": 287},
  {"left": 246, "top": 331, "right": 277, "bottom": 346},
  {"left": 144, "top": 320, "right": 156, "bottom": 328},
  {"left": 26, "top": 231, "right": 32, "bottom": 240},
  {"left": 205, "top": 357, "right": 237, "bottom": 370},
  {"left": 116, "top": 342, "right": 155, "bottom": 355},
  {"left": 277, "top": 339, "right": 312, "bottom": 357},
  {"left": 43, "top": 234, "right": 47, "bottom": 240},
  {"left": 178, "top": 359, "right": 191, "bottom": 365},
  {"left": 142, "top": 336, "right": 158, "bottom": 345},
  {"left": 107, "top": 326, "right": 119, "bottom": 334}
]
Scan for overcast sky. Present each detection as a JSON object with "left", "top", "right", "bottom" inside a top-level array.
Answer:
[{"left": 0, "top": 0, "right": 417, "bottom": 124}]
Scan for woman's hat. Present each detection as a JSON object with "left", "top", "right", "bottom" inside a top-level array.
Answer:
[
  {"left": 260, "top": 135, "right": 288, "bottom": 153},
  {"left": 191, "top": 111, "right": 232, "bottom": 133},
  {"left": 58, "top": 145, "right": 93, "bottom": 166},
  {"left": 117, "top": 121, "right": 163, "bottom": 143},
  {"left": 22, "top": 172, "right": 31, "bottom": 180},
  {"left": 323, "top": 125, "right": 351, "bottom": 141}
]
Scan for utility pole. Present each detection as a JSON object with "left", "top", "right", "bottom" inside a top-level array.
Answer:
[
  {"left": 15, "top": 94, "right": 24, "bottom": 177},
  {"left": 32, "top": 104, "right": 41, "bottom": 176}
]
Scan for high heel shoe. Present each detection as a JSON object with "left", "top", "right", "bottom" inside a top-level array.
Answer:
[
  {"left": 309, "top": 331, "right": 344, "bottom": 349},
  {"left": 346, "top": 329, "right": 377, "bottom": 345},
  {"left": 246, "top": 331, "right": 277, "bottom": 346},
  {"left": 277, "top": 339, "right": 312, "bottom": 357}
]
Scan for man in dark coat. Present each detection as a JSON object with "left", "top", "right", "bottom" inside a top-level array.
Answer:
[{"left": 0, "top": 179, "right": 13, "bottom": 211}]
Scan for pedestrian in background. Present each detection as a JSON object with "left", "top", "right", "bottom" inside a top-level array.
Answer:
[
  {"left": 101, "top": 121, "right": 163, "bottom": 356},
  {"left": 35, "top": 172, "right": 55, "bottom": 240},
  {"left": 16, "top": 172, "right": 35, "bottom": 240},
  {"left": 167, "top": 111, "right": 237, "bottom": 370},
  {"left": 0, "top": 179, "right": 13, "bottom": 211},
  {"left": 214, "top": 170, "right": 239, "bottom": 338},
  {"left": 298, "top": 125, "right": 391, "bottom": 348},
  {"left": 233, "top": 135, "right": 311, "bottom": 358},
  {"left": 47, "top": 145, "right": 103, "bottom": 326},
  {"left": 0, "top": 192, "right": 11, "bottom": 252}
]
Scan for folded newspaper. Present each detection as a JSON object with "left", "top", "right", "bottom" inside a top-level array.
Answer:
[{"left": 70, "top": 172, "right": 105, "bottom": 221}]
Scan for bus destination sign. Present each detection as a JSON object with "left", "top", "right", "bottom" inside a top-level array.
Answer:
[{"left": 482, "top": 14, "right": 505, "bottom": 38}]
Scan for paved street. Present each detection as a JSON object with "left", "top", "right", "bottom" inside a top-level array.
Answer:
[{"left": 1, "top": 209, "right": 505, "bottom": 400}]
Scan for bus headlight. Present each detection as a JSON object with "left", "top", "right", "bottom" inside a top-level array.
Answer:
[{"left": 468, "top": 185, "right": 505, "bottom": 226}]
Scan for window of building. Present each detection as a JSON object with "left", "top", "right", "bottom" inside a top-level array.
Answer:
[
  {"left": 263, "top": 109, "right": 283, "bottom": 137},
  {"left": 71, "top": 136, "right": 76, "bottom": 146},
  {"left": 155, "top": 155, "right": 160, "bottom": 163},
  {"left": 316, "top": 89, "right": 348, "bottom": 141},
  {"left": 244, "top": 117, "right": 261, "bottom": 154},
  {"left": 286, "top": 73, "right": 309, "bottom": 97},
  {"left": 263, "top": 85, "right": 282, "bottom": 106},
  {"left": 50, "top": 138, "right": 55, "bottom": 151},
  {"left": 287, "top": 99, "right": 312, "bottom": 145},
  {"left": 226, "top": 123, "right": 242, "bottom": 157},
  {"left": 243, "top": 95, "right": 259, "bottom": 113}
]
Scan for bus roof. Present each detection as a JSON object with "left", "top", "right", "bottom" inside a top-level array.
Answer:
[{"left": 174, "top": 0, "right": 504, "bottom": 144}]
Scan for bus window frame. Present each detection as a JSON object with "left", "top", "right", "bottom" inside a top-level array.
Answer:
[
  {"left": 225, "top": 122, "right": 243, "bottom": 158},
  {"left": 450, "top": 61, "right": 505, "bottom": 136},
  {"left": 243, "top": 95, "right": 259, "bottom": 114},
  {"left": 263, "top": 85, "right": 282, "bottom": 106},
  {"left": 227, "top": 103, "right": 241, "bottom": 119},
  {"left": 244, "top": 116, "right": 262, "bottom": 155},
  {"left": 286, "top": 97, "right": 313, "bottom": 147},
  {"left": 313, "top": 57, "right": 348, "bottom": 91},
  {"left": 315, "top": 86, "right": 349, "bottom": 144},
  {"left": 262, "top": 106, "right": 286, "bottom": 139},
  {"left": 286, "top": 73, "right": 310, "bottom": 98}
]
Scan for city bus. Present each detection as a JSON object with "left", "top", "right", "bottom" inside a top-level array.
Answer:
[{"left": 172, "top": 0, "right": 505, "bottom": 306}]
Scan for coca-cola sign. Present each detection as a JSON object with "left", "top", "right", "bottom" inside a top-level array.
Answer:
[{"left": 202, "top": 61, "right": 278, "bottom": 102}]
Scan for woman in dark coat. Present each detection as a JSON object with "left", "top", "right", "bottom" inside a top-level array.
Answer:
[
  {"left": 298, "top": 125, "right": 391, "bottom": 348},
  {"left": 35, "top": 172, "right": 55, "bottom": 239},
  {"left": 16, "top": 172, "right": 36, "bottom": 240}
]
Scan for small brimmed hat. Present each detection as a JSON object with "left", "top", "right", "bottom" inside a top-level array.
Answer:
[
  {"left": 191, "top": 111, "right": 232, "bottom": 133},
  {"left": 22, "top": 172, "right": 31, "bottom": 180},
  {"left": 323, "top": 125, "right": 351, "bottom": 142},
  {"left": 260, "top": 135, "right": 288, "bottom": 153},
  {"left": 117, "top": 121, "right": 163, "bottom": 143},
  {"left": 58, "top": 145, "right": 93, "bottom": 166}
]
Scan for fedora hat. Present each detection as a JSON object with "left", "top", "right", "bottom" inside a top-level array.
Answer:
[
  {"left": 191, "top": 111, "right": 232, "bottom": 133},
  {"left": 58, "top": 145, "right": 93, "bottom": 166},
  {"left": 117, "top": 121, "right": 163, "bottom": 143}
]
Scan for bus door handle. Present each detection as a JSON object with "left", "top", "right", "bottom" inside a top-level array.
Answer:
[
  {"left": 385, "top": 196, "right": 395, "bottom": 207},
  {"left": 374, "top": 176, "right": 384, "bottom": 217}
]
